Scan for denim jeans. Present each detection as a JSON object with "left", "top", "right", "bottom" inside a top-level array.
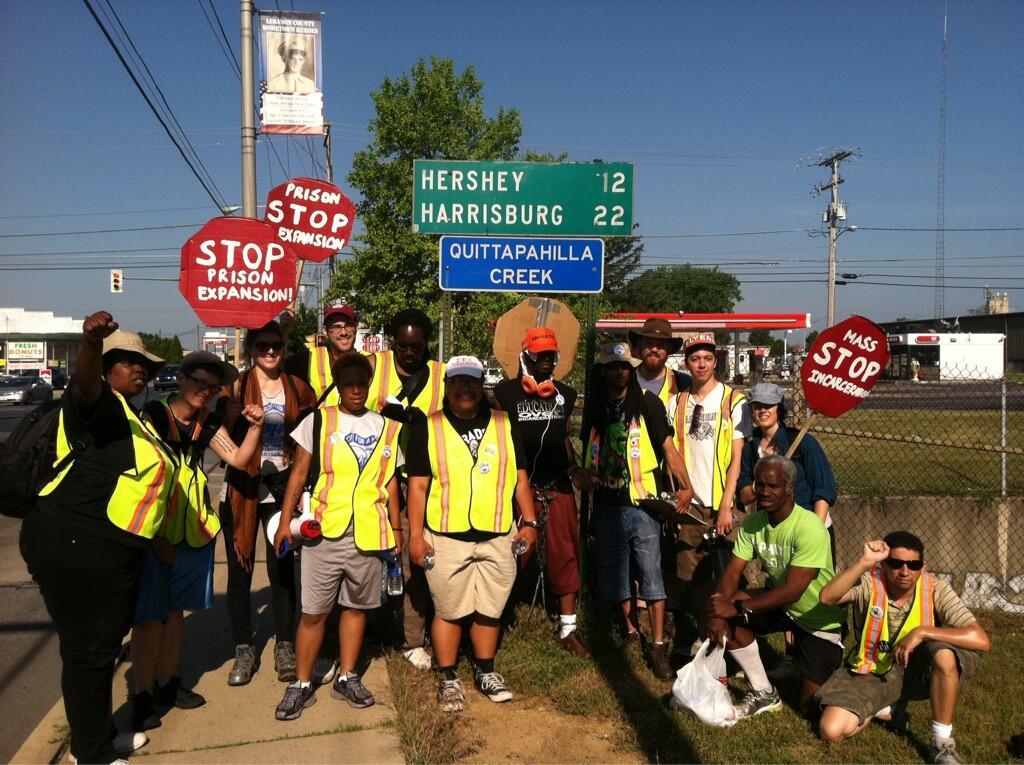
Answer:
[{"left": 591, "top": 502, "right": 666, "bottom": 604}]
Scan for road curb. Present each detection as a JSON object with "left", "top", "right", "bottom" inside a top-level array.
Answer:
[{"left": 10, "top": 694, "right": 67, "bottom": 765}]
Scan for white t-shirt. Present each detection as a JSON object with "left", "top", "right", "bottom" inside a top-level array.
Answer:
[
  {"left": 670, "top": 382, "right": 751, "bottom": 508},
  {"left": 292, "top": 408, "right": 404, "bottom": 472}
]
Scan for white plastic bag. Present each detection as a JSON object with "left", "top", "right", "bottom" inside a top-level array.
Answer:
[{"left": 670, "top": 639, "right": 737, "bottom": 727}]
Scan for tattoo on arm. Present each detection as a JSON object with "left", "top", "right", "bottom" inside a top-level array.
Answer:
[{"left": 210, "top": 432, "right": 237, "bottom": 456}]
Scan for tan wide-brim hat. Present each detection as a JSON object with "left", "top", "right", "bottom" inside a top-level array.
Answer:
[
  {"left": 627, "top": 317, "right": 684, "bottom": 353},
  {"left": 180, "top": 350, "right": 239, "bottom": 386},
  {"left": 102, "top": 330, "right": 166, "bottom": 376},
  {"left": 597, "top": 341, "right": 642, "bottom": 368}
]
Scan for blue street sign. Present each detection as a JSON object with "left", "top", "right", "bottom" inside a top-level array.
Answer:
[{"left": 438, "top": 236, "right": 604, "bottom": 293}]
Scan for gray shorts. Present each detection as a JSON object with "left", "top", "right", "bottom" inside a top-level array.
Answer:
[
  {"left": 300, "top": 531, "right": 382, "bottom": 613},
  {"left": 815, "top": 641, "right": 980, "bottom": 722}
]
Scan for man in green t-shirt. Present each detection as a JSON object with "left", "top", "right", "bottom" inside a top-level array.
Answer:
[{"left": 706, "top": 455, "right": 845, "bottom": 719}]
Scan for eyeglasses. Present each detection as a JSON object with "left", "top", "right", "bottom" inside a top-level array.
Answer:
[
  {"left": 254, "top": 340, "right": 285, "bottom": 354},
  {"left": 689, "top": 403, "right": 704, "bottom": 435},
  {"left": 325, "top": 322, "right": 356, "bottom": 334},
  {"left": 186, "top": 376, "right": 220, "bottom": 393},
  {"left": 883, "top": 557, "right": 924, "bottom": 571}
]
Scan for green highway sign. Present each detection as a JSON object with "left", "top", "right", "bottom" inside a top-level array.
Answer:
[{"left": 412, "top": 160, "right": 634, "bottom": 236}]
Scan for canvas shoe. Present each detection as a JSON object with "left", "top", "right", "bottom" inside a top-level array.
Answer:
[
  {"left": 733, "top": 686, "right": 782, "bottom": 719},
  {"left": 275, "top": 683, "right": 317, "bottom": 721},
  {"left": 437, "top": 677, "right": 466, "bottom": 712},
  {"left": 113, "top": 731, "right": 149, "bottom": 756},
  {"left": 474, "top": 670, "right": 513, "bottom": 703}
]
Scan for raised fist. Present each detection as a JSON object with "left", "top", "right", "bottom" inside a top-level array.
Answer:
[
  {"left": 861, "top": 540, "right": 890, "bottom": 565},
  {"left": 83, "top": 311, "right": 119, "bottom": 343}
]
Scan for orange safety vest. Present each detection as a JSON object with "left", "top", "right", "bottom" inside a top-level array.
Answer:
[{"left": 848, "top": 567, "right": 936, "bottom": 675}]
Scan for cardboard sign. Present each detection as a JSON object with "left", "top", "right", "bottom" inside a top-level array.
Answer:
[
  {"left": 801, "top": 315, "right": 890, "bottom": 418},
  {"left": 492, "top": 298, "right": 580, "bottom": 380},
  {"left": 179, "top": 217, "right": 297, "bottom": 328},
  {"left": 265, "top": 178, "right": 355, "bottom": 263}
]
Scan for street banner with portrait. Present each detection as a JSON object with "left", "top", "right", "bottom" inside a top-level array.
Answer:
[{"left": 258, "top": 10, "right": 324, "bottom": 135}]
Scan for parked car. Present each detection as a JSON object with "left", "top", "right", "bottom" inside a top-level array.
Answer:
[
  {"left": 0, "top": 376, "right": 53, "bottom": 405},
  {"left": 15, "top": 367, "right": 68, "bottom": 389},
  {"left": 153, "top": 364, "right": 181, "bottom": 392}
]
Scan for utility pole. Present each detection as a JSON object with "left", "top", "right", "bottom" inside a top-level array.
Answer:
[
  {"left": 237, "top": 0, "right": 258, "bottom": 366},
  {"left": 815, "top": 149, "right": 856, "bottom": 327},
  {"left": 324, "top": 122, "right": 336, "bottom": 278}
]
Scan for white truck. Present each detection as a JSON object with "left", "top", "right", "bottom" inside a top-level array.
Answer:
[{"left": 886, "top": 332, "right": 1005, "bottom": 380}]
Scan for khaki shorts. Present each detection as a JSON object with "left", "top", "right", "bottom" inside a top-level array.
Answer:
[
  {"left": 300, "top": 531, "right": 382, "bottom": 613},
  {"left": 815, "top": 641, "right": 980, "bottom": 722},
  {"left": 423, "top": 528, "right": 517, "bottom": 620},
  {"left": 673, "top": 505, "right": 745, "bottom": 582}
]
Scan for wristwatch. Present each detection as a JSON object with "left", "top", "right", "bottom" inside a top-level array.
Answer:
[
  {"left": 520, "top": 519, "right": 541, "bottom": 529},
  {"left": 735, "top": 600, "right": 753, "bottom": 626}
]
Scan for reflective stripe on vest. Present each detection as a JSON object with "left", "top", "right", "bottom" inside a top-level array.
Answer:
[
  {"left": 366, "top": 352, "right": 445, "bottom": 416},
  {"left": 158, "top": 399, "right": 220, "bottom": 547},
  {"left": 656, "top": 371, "right": 677, "bottom": 406},
  {"left": 309, "top": 345, "right": 339, "bottom": 407},
  {"left": 849, "top": 567, "right": 936, "bottom": 675},
  {"left": 310, "top": 409, "right": 401, "bottom": 550},
  {"left": 425, "top": 409, "right": 516, "bottom": 534},
  {"left": 584, "top": 416, "right": 659, "bottom": 504},
  {"left": 40, "top": 390, "right": 178, "bottom": 540},
  {"left": 673, "top": 385, "right": 745, "bottom": 509}
]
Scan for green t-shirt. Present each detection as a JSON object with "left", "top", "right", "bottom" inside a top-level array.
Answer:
[{"left": 733, "top": 505, "right": 844, "bottom": 633}]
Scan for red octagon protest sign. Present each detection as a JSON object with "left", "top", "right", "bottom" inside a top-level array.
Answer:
[
  {"left": 179, "top": 217, "right": 297, "bottom": 328},
  {"left": 801, "top": 315, "right": 890, "bottom": 418},
  {"left": 265, "top": 177, "right": 356, "bottom": 262}
]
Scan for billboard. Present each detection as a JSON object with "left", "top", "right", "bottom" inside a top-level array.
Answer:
[{"left": 258, "top": 10, "right": 324, "bottom": 135}]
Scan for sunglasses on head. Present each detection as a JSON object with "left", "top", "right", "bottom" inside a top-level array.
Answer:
[
  {"left": 689, "top": 403, "right": 704, "bottom": 435},
  {"left": 883, "top": 557, "right": 924, "bottom": 571},
  {"left": 254, "top": 340, "right": 285, "bottom": 354}
]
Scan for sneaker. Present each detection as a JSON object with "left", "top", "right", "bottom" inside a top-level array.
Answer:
[
  {"left": 154, "top": 676, "right": 206, "bottom": 709},
  {"left": 474, "top": 670, "right": 513, "bottom": 703},
  {"left": 649, "top": 643, "right": 676, "bottom": 680},
  {"left": 131, "top": 691, "right": 161, "bottom": 731},
  {"left": 331, "top": 673, "right": 375, "bottom": 708},
  {"left": 228, "top": 644, "right": 259, "bottom": 686},
  {"left": 275, "top": 683, "right": 317, "bottom": 721},
  {"left": 879, "top": 703, "right": 909, "bottom": 733},
  {"left": 931, "top": 737, "right": 962, "bottom": 765},
  {"left": 558, "top": 631, "right": 592, "bottom": 658},
  {"left": 312, "top": 657, "right": 339, "bottom": 685},
  {"left": 402, "top": 646, "right": 433, "bottom": 670},
  {"left": 734, "top": 686, "right": 782, "bottom": 719},
  {"left": 112, "top": 730, "right": 149, "bottom": 756},
  {"left": 275, "top": 640, "right": 297, "bottom": 682},
  {"left": 437, "top": 677, "right": 466, "bottom": 712}
]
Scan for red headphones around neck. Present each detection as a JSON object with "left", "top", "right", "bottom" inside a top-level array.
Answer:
[{"left": 520, "top": 350, "right": 558, "bottom": 398}]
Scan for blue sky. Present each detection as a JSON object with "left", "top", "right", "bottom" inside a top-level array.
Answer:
[{"left": 1, "top": 0, "right": 1021, "bottom": 344}]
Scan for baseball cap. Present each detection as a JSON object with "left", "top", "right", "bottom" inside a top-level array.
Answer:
[
  {"left": 683, "top": 332, "right": 716, "bottom": 357},
  {"left": 597, "top": 341, "right": 641, "bottom": 367},
  {"left": 445, "top": 355, "right": 484, "bottom": 379},
  {"left": 749, "top": 383, "right": 785, "bottom": 406},
  {"left": 522, "top": 326, "right": 559, "bottom": 354},
  {"left": 323, "top": 301, "right": 357, "bottom": 325},
  {"left": 181, "top": 350, "right": 239, "bottom": 386}
]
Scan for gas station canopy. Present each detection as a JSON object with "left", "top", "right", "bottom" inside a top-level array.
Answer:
[{"left": 596, "top": 312, "right": 811, "bottom": 332}]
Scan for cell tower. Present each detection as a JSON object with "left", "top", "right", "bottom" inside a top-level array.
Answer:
[{"left": 933, "top": 4, "right": 948, "bottom": 318}]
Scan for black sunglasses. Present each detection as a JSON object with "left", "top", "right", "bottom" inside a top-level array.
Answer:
[
  {"left": 883, "top": 557, "right": 924, "bottom": 571},
  {"left": 689, "top": 403, "right": 704, "bottom": 435},
  {"left": 254, "top": 340, "right": 285, "bottom": 354},
  {"left": 187, "top": 376, "right": 220, "bottom": 393}
]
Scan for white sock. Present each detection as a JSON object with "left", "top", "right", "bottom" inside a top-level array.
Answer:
[
  {"left": 292, "top": 680, "right": 312, "bottom": 689},
  {"left": 932, "top": 721, "right": 953, "bottom": 741},
  {"left": 558, "top": 614, "right": 577, "bottom": 639},
  {"left": 728, "top": 642, "right": 772, "bottom": 693},
  {"left": 874, "top": 705, "right": 892, "bottom": 720}
]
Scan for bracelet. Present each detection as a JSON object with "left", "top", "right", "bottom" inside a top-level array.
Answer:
[{"left": 520, "top": 519, "right": 540, "bottom": 529}]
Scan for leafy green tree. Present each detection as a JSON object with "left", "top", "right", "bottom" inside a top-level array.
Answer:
[
  {"left": 748, "top": 330, "right": 774, "bottom": 347},
  {"left": 140, "top": 333, "right": 183, "bottom": 363},
  {"left": 287, "top": 303, "right": 319, "bottom": 355},
  {"left": 619, "top": 265, "right": 741, "bottom": 313},
  {"left": 328, "top": 56, "right": 522, "bottom": 335},
  {"left": 769, "top": 339, "right": 785, "bottom": 357},
  {"left": 603, "top": 230, "right": 644, "bottom": 308},
  {"left": 806, "top": 330, "right": 820, "bottom": 348}
]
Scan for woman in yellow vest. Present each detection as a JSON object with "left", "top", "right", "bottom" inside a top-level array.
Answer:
[
  {"left": 817, "top": 532, "right": 989, "bottom": 762},
  {"left": 20, "top": 312, "right": 178, "bottom": 763},
  {"left": 271, "top": 352, "right": 403, "bottom": 719},
  {"left": 129, "top": 351, "right": 265, "bottom": 732},
  {"left": 406, "top": 355, "right": 540, "bottom": 713}
]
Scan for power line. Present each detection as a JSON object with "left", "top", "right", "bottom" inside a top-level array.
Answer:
[
  {"left": 0, "top": 222, "right": 204, "bottom": 238},
  {"left": 0, "top": 204, "right": 217, "bottom": 220},
  {"left": 196, "top": 0, "right": 241, "bottom": 78},
  {"left": 858, "top": 226, "right": 1024, "bottom": 232}
]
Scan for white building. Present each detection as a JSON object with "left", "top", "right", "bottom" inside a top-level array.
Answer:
[{"left": 0, "top": 308, "right": 83, "bottom": 375}]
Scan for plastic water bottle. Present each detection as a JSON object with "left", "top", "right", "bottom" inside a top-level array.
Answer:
[
  {"left": 423, "top": 552, "right": 435, "bottom": 570},
  {"left": 385, "top": 554, "right": 404, "bottom": 596},
  {"left": 512, "top": 538, "right": 528, "bottom": 557}
]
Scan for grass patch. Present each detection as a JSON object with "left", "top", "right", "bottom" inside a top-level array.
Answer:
[{"left": 390, "top": 603, "right": 1024, "bottom": 763}]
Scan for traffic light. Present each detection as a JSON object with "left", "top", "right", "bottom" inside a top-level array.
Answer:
[{"left": 110, "top": 269, "right": 124, "bottom": 294}]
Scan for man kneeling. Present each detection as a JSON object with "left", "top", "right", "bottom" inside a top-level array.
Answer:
[{"left": 816, "top": 532, "right": 990, "bottom": 764}]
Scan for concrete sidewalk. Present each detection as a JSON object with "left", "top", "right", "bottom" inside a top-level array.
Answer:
[{"left": 12, "top": 544, "right": 404, "bottom": 764}]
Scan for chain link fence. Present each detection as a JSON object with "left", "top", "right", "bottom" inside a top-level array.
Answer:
[{"left": 788, "top": 366, "right": 1024, "bottom": 613}]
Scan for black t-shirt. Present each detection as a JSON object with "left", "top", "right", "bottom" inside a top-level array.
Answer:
[
  {"left": 405, "top": 403, "right": 526, "bottom": 539},
  {"left": 493, "top": 377, "right": 577, "bottom": 492},
  {"left": 591, "top": 391, "right": 672, "bottom": 506},
  {"left": 36, "top": 382, "right": 162, "bottom": 549},
  {"left": 283, "top": 347, "right": 313, "bottom": 383}
]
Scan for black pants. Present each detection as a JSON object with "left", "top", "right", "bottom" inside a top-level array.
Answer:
[
  {"left": 20, "top": 510, "right": 145, "bottom": 765},
  {"left": 220, "top": 499, "right": 297, "bottom": 646}
]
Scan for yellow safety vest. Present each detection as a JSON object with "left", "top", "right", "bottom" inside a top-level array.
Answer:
[
  {"left": 308, "top": 344, "right": 339, "bottom": 407},
  {"left": 365, "top": 352, "right": 445, "bottom": 417},
  {"left": 310, "top": 408, "right": 402, "bottom": 550},
  {"left": 584, "top": 416, "right": 660, "bottom": 504},
  {"left": 40, "top": 390, "right": 178, "bottom": 540},
  {"left": 673, "top": 385, "right": 746, "bottom": 509},
  {"left": 425, "top": 409, "right": 517, "bottom": 534},
  {"left": 648, "top": 370, "right": 679, "bottom": 406},
  {"left": 156, "top": 399, "right": 221, "bottom": 547},
  {"left": 848, "top": 567, "right": 936, "bottom": 676}
]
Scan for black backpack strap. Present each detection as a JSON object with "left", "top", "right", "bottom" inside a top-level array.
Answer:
[
  {"left": 304, "top": 408, "right": 323, "bottom": 492},
  {"left": 314, "top": 382, "right": 336, "bottom": 408}
]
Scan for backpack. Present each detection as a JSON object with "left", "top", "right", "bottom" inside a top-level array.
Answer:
[{"left": 0, "top": 399, "right": 90, "bottom": 519}]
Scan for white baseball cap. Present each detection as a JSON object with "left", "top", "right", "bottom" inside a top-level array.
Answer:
[{"left": 445, "top": 355, "right": 484, "bottom": 379}]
